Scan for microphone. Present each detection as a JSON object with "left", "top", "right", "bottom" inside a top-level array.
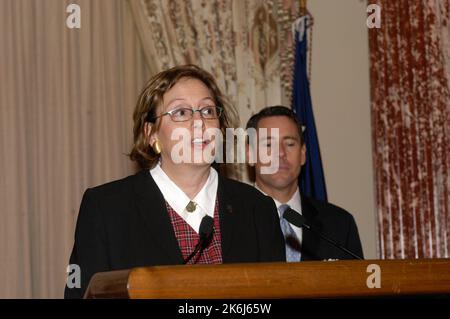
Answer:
[
  {"left": 283, "top": 208, "right": 363, "bottom": 260},
  {"left": 183, "top": 215, "right": 214, "bottom": 264}
]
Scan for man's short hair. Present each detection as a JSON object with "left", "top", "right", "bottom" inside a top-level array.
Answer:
[{"left": 245, "top": 105, "right": 304, "bottom": 145}]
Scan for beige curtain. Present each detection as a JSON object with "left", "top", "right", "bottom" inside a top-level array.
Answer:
[
  {"left": 128, "top": 0, "right": 300, "bottom": 181},
  {"left": 1, "top": 0, "right": 301, "bottom": 298},
  {"left": 0, "top": 0, "right": 150, "bottom": 298}
]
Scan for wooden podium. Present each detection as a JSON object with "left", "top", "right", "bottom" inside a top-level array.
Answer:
[{"left": 84, "top": 259, "right": 450, "bottom": 299}]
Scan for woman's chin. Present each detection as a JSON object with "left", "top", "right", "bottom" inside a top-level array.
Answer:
[
  {"left": 187, "top": 156, "right": 216, "bottom": 166},
  {"left": 163, "top": 143, "right": 217, "bottom": 167}
]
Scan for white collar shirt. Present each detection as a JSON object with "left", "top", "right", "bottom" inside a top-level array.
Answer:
[
  {"left": 150, "top": 164, "right": 218, "bottom": 233},
  {"left": 255, "top": 185, "right": 303, "bottom": 244}
]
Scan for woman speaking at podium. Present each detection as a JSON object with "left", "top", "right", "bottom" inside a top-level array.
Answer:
[{"left": 64, "top": 65, "right": 285, "bottom": 298}]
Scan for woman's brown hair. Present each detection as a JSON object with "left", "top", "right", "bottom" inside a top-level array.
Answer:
[{"left": 129, "top": 64, "right": 238, "bottom": 169}]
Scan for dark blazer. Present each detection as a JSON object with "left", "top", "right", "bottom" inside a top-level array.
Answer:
[
  {"left": 64, "top": 170, "right": 285, "bottom": 298},
  {"left": 300, "top": 196, "right": 364, "bottom": 261}
]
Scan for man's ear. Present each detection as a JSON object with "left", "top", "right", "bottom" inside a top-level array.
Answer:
[{"left": 300, "top": 144, "right": 307, "bottom": 166}]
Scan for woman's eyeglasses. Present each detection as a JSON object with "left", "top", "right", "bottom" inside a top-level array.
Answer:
[{"left": 151, "top": 105, "right": 223, "bottom": 122}]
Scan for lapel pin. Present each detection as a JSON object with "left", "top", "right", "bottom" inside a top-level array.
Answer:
[{"left": 186, "top": 201, "right": 197, "bottom": 213}]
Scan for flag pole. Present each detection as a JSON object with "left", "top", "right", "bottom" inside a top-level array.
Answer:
[{"left": 299, "top": 0, "right": 307, "bottom": 16}]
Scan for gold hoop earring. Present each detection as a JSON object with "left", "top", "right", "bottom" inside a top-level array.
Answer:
[{"left": 152, "top": 140, "right": 162, "bottom": 155}]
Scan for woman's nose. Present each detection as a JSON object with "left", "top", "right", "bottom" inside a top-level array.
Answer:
[
  {"left": 191, "top": 116, "right": 205, "bottom": 133},
  {"left": 192, "top": 109, "right": 204, "bottom": 121}
]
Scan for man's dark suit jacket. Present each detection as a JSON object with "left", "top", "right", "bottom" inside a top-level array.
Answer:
[
  {"left": 299, "top": 196, "right": 364, "bottom": 261},
  {"left": 64, "top": 170, "right": 286, "bottom": 298}
]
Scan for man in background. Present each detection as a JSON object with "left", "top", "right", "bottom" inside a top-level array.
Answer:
[{"left": 246, "top": 106, "right": 363, "bottom": 261}]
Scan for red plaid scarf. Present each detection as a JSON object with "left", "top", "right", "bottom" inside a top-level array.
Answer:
[{"left": 166, "top": 199, "right": 223, "bottom": 264}]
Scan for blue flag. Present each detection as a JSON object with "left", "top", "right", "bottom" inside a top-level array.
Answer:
[{"left": 291, "top": 17, "right": 328, "bottom": 201}]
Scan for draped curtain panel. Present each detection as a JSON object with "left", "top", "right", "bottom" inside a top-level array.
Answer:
[
  {"left": 369, "top": 0, "right": 450, "bottom": 259},
  {"left": 0, "top": 0, "right": 149, "bottom": 298},
  {"left": 127, "top": 0, "right": 300, "bottom": 181}
]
